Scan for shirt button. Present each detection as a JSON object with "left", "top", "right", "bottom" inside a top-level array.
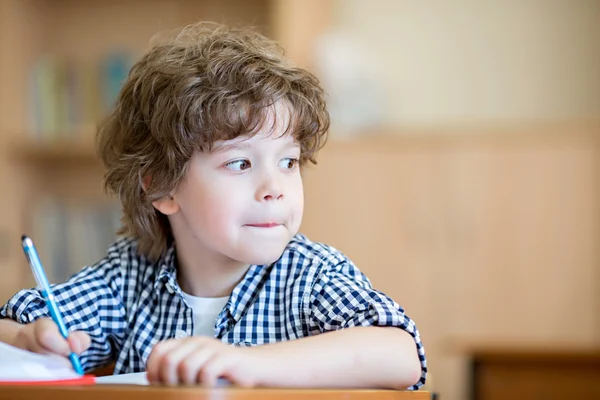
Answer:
[
  {"left": 166, "top": 283, "right": 175, "bottom": 294},
  {"left": 174, "top": 330, "right": 188, "bottom": 339}
]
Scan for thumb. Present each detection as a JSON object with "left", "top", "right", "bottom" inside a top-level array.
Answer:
[
  {"left": 35, "top": 318, "right": 71, "bottom": 356},
  {"left": 67, "top": 331, "right": 91, "bottom": 354}
]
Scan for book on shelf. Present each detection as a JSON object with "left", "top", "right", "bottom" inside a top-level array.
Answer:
[
  {"left": 27, "top": 50, "right": 134, "bottom": 143},
  {"left": 29, "top": 197, "right": 122, "bottom": 284}
]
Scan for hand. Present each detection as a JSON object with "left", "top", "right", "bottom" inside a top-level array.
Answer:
[
  {"left": 13, "top": 317, "right": 91, "bottom": 361},
  {"left": 146, "top": 337, "right": 263, "bottom": 387}
]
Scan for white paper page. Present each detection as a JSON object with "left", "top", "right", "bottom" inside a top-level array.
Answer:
[
  {"left": 96, "top": 372, "right": 149, "bottom": 385},
  {"left": 96, "top": 372, "right": 232, "bottom": 387},
  {"left": 0, "top": 341, "right": 80, "bottom": 381}
]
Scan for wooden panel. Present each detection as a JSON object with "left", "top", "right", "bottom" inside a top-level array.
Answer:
[
  {"left": 270, "top": 0, "right": 333, "bottom": 70},
  {"left": 471, "top": 349, "right": 600, "bottom": 400},
  {"left": 301, "top": 123, "right": 600, "bottom": 400},
  {"left": 47, "top": 0, "right": 272, "bottom": 60},
  {"left": 0, "top": 0, "right": 51, "bottom": 302}
]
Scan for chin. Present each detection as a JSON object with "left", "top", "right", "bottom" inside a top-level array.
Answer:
[
  {"left": 239, "top": 244, "right": 288, "bottom": 266},
  {"left": 245, "top": 252, "right": 285, "bottom": 266},
  {"left": 230, "top": 228, "right": 296, "bottom": 265}
]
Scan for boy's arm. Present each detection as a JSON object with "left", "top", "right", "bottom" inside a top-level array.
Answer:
[
  {"left": 0, "top": 316, "right": 91, "bottom": 356},
  {"left": 0, "top": 254, "right": 127, "bottom": 372},
  {"left": 0, "top": 318, "right": 23, "bottom": 344},
  {"left": 253, "top": 325, "right": 421, "bottom": 390},
  {"left": 293, "top": 260, "right": 427, "bottom": 390}
]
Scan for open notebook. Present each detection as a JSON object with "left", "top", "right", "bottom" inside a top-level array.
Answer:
[
  {"left": 0, "top": 341, "right": 95, "bottom": 385},
  {"left": 0, "top": 341, "right": 230, "bottom": 386}
]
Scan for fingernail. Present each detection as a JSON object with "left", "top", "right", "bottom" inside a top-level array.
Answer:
[
  {"left": 51, "top": 337, "right": 70, "bottom": 355},
  {"left": 70, "top": 343, "right": 80, "bottom": 354}
]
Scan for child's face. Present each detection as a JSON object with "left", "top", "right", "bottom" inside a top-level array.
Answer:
[{"left": 162, "top": 109, "right": 304, "bottom": 267}]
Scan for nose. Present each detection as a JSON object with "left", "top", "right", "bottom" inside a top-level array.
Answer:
[{"left": 255, "top": 169, "right": 284, "bottom": 202}]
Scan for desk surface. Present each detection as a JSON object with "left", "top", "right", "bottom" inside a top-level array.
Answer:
[{"left": 0, "top": 385, "right": 430, "bottom": 400}]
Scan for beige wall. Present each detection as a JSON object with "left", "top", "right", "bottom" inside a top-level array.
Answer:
[
  {"left": 301, "top": 123, "right": 600, "bottom": 400},
  {"left": 326, "top": 0, "right": 600, "bottom": 126},
  {"left": 312, "top": 4, "right": 600, "bottom": 397}
]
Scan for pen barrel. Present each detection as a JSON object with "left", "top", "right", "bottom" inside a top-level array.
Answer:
[
  {"left": 22, "top": 238, "right": 84, "bottom": 376},
  {"left": 42, "top": 291, "right": 85, "bottom": 376},
  {"left": 68, "top": 352, "right": 85, "bottom": 376},
  {"left": 41, "top": 291, "right": 70, "bottom": 338}
]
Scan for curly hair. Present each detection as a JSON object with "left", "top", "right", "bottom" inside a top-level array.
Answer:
[{"left": 97, "top": 21, "right": 330, "bottom": 261}]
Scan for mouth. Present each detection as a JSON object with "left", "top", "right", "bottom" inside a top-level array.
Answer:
[{"left": 245, "top": 222, "right": 282, "bottom": 228}]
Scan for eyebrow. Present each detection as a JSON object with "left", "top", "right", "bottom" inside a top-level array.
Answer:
[
  {"left": 212, "top": 138, "right": 300, "bottom": 154},
  {"left": 211, "top": 141, "right": 251, "bottom": 153}
]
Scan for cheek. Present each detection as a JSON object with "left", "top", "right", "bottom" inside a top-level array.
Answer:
[
  {"left": 289, "top": 177, "right": 304, "bottom": 217},
  {"left": 295, "top": 183, "right": 304, "bottom": 209},
  {"left": 201, "top": 193, "right": 229, "bottom": 218},
  {"left": 178, "top": 177, "right": 234, "bottom": 227},
  {"left": 202, "top": 182, "right": 248, "bottom": 226}
]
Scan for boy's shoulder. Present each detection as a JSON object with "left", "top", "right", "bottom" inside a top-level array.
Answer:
[
  {"left": 277, "top": 234, "right": 372, "bottom": 294},
  {"left": 281, "top": 233, "right": 354, "bottom": 271},
  {"left": 92, "top": 236, "right": 171, "bottom": 292},
  {"left": 104, "top": 236, "right": 144, "bottom": 262},
  {"left": 107, "top": 235, "right": 139, "bottom": 253},
  {"left": 100, "top": 236, "right": 164, "bottom": 272}
]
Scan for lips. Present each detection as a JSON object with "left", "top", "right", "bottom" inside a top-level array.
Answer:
[{"left": 245, "top": 222, "right": 281, "bottom": 228}]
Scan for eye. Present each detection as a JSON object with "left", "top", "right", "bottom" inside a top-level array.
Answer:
[
  {"left": 279, "top": 158, "right": 299, "bottom": 170},
  {"left": 224, "top": 159, "right": 252, "bottom": 171}
]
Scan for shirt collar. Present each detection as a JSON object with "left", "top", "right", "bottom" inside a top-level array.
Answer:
[
  {"left": 153, "top": 243, "right": 178, "bottom": 294},
  {"left": 152, "top": 241, "right": 276, "bottom": 322},
  {"left": 226, "top": 263, "right": 274, "bottom": 322}
]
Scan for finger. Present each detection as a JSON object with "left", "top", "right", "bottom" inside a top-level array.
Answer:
[
  {"left": 158, "top": 339, "right": 213, "bottom": 386},
  {"left": 178, "top": 344, "right": 220, "bottom": 385},
  {"left": 200, "top": 352, "right": 233, "bottom": 388},
  {"left": 18, "top": 331, "right": 55, "bottom": 355},
  {"left": 14, "top": 324, "right": 47, "bottom": 354},
  {"left": 35, "top": 319, "right": 70, "bottom": 356},
  {"left": 204, "top": 348, "right": 256, "bottom": 388},
  {"left": 68, "top": 331, "right": 91, "bottom": 354},
  {"left": 147, "top": 339, "right": 193, "bottom": 384},
  {"left": 147, "top": 340, "right": 181, "bottom": 383}
]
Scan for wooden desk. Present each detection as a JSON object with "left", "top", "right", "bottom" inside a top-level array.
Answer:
[
  {"left": 0, "top": 385, "right": 430, "bottom": 400},
  {"left": 468, "top": 346, "right": 600, "bottom": 400}
]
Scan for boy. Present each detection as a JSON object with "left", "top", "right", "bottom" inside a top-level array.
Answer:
[{"left": 0, "top": 22, "right": 426, "bottom": 389}]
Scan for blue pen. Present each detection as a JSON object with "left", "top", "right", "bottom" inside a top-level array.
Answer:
[{"left": 21, "top": 235, "right": 84, "bottom": 375}]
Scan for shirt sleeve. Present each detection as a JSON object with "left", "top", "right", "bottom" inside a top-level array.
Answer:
[
  {"left": 305, "top": 260, "right": 427, "bottom": 390},
  {"left": 0, "top": 256, "right": 127, "bottom": 372}
]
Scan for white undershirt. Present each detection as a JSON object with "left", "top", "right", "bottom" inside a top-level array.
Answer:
[{"left": 180, "top": 291, "right": 230, "bottom": 337}]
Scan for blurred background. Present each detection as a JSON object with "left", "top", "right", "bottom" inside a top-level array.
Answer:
[{"left": 0, "top": 1, "right": 599, "bottom": 399}]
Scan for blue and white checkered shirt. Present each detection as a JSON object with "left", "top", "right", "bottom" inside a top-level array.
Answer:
[{"left": 0, "top": 234, "right": 427, "bottom": 389}]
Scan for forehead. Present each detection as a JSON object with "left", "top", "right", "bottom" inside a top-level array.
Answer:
[
  {"left": 212, "top": 130, "right": 297, "bottom": 153},
  {"left": 212, "top": 101, "right": 297, "bottom": 149},
  {"left": 253, "top": 100, "right": 293, "bottom": 137}
]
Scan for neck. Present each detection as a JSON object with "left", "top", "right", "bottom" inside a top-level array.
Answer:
[
  {"left": 175, "top": 244, "right": 249, "bottom": 297},
  {"left": 170, "top": 225, "right": 249, "bottom": 297}
]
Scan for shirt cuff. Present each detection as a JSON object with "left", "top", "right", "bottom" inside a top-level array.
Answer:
[{"left": 0, "top": 289, "right": 49, "bottom": 324}]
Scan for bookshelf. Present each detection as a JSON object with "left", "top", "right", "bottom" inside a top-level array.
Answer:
[
  {"left": 11, "top": 136, "right": 98, "bottom": 165},
  {"left": 0, "top": 0, "right": 332, "bottom": 299}
]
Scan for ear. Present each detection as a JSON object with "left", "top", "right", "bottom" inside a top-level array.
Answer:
[
  {"left": 143, "top": 175, "right": 180, "bottom": 215},
  {"left": 152, "top": 195, "right": 180, "bottom": 215}
]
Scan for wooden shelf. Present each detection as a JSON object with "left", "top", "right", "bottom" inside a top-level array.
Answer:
[{"left": 10, "top": 136, "right": 101, "bottom": 166}]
